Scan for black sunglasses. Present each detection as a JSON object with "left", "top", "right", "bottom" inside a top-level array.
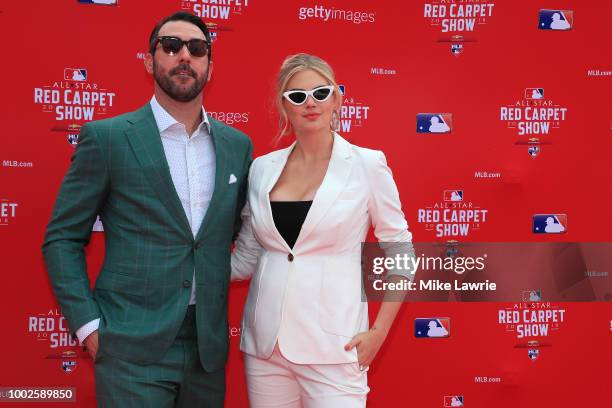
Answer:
[{"left": 155, "top": 36, "right": 210, "bottom": 58}]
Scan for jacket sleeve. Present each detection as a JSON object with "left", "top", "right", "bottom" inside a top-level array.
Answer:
[
  {"left": 365, "top": 150, "right": 416, "bottom": 280},
  {"left": 233, "top": 136, "right": 253, "bottom": 240},
  {"left": 42, "top": 123, "right": 110, "bottom": 333},
  {"left": 231, "top": 158, "right": 263, "bottom": 281},
  {"left": 231, "top": 201, "right": 263, "bottom": 281}
]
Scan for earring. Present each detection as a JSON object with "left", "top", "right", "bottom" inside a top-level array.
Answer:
[{"left": 330, "top": 110, "right": 340, "bottom": 132}]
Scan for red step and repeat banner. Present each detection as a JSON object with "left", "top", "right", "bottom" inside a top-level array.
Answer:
[{"left": 1, "top": 0, "right": 611, "bottom": 407}]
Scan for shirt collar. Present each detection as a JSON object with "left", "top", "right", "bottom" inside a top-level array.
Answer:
[{"left": 150, "top": 95, "right": 211, "bottom": 134}]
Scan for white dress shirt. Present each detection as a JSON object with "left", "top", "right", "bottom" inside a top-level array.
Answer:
[{"left": 76, "top": 96, "right": 216, "bottom": 343}]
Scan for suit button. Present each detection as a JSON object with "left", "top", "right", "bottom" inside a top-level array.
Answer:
[
  {"left": 287, "top": 253, "right": 294, "bottom": 262},
  {"left": 183, "top": 280, "right": 191, "bottom": 288},
  {"left": 194, "top": 242, "right": 200, "bottom": 250}
]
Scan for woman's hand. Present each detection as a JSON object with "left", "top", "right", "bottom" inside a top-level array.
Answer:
[{"left": 344, "top": 326, "right": 388, "bottom": 369}]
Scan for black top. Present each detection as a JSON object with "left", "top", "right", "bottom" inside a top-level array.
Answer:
[{"left": 270, "top": 201, "right": 313, "bottom": 249}]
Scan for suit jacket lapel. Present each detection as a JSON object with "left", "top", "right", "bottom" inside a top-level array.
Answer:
[
  {"left": 125, "top": 104, "right": 192, "bottom": 238},
  {"left": 260, "top": 143, "right": 296, "bottom": 252},
  {"left": 259, "top": 135, "right": 353, "bottom": 252},
  {"left": 194, "top": 120, "right": 229, "bottom": 241},
  {"left": 294, "top": 134, "right": 353, "bottom": 249}
]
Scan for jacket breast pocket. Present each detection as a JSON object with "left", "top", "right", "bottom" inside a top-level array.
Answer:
[
  {"left": 318, "top": 259, "right": 364, "bottom": 337},
  {"left": 337, "top": 189, "right": 359, "bottom": 200}
]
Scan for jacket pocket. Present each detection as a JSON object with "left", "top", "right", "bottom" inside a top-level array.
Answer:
[
  {"left": 319, "top": 258, "right": 364, "bottom": 337},
  {"left": 93, "top": 270, "right": 146, "bottom": 324},
  {"left": 94, "top": 269, "right": 145, "bottom": 298}
]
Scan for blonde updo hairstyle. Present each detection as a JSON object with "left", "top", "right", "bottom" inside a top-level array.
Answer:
[{"left": 274, "top": 53, "right": 342, "bottom": 144}]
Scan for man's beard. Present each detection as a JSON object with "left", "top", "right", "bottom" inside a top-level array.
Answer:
[{"left": 153, "top": 61, "right": 208, "bottom": 102}]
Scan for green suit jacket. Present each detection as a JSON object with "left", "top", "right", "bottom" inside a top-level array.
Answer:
[{"left": 42, "top": 103, "right": 252, "bottom": 371}]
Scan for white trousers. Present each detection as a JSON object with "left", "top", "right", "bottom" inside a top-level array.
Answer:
[{"left": 244, "top": 346, "right": 369, "bottom": 408}]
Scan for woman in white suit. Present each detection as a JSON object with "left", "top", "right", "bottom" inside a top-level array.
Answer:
[{"left": 231, "top": 54, "right": 414, "bottom": 407}]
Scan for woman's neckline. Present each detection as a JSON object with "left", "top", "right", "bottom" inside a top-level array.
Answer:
[{"left": 270, "top": 200, "right": 313, "bottom": 203}]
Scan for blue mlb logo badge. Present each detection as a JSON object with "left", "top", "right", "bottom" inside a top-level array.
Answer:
[
  {"left": 62, "top": 360, "right": 77, "bottom": 373},
  {"left": 67, "top": 134, "right": 80, "bottom": 146},
  {"left": 444, "top": 395, "right": 464, "bottom": 407},
  {"left": 451, "top": 44, "right": 463, "bottom": 55},
  {"left": 538, "top": 10, "right": 573, "bottom": 30},
  {"left": 522, "top": 290, "right": 542, "bottom": 302},
  {"left": 415, "top": 318, "right": 451, "bottom": 338},
  {"left": 417, "top": 114, "right": 452, "bottom": 133},
  {"left": 532, "top": 214, "right": 567, "bottom": 234},
  {"left": 525, "top": 88, "right": 544, "bottom": 100},
  {"left": 528, "top": 145, "right": 540, "bottom": 158},
  {"left": 64, "top": 68, "right": 87, "bottom": 81},
  {"left": 444, "top": 190, "right": 463, "bottom": 202}
]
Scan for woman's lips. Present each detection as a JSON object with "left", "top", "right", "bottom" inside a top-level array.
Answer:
[{"left": 303, "top": 113, "right": 321, "bottom": 120}]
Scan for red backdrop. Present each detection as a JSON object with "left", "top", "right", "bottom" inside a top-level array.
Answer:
[{"left": 1, "top": 0, "right": 611, "bottom": 407}]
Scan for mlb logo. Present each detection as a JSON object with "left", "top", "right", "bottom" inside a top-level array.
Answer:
[
  {"left": 446, "top": 247, "right": 459, "bottom": 258},
  {"left": 338, "top": 84, "right": 346, "bottom": 96},
  {"left": 444, "top": 190, "right": 463, "bottom": 202},
  {"left": 62, "top": 360, "right": 77, "bottom": 373},
  {"left": 522, "top": 290, "right": 542, "bottom": 302},
  {"left": 528, "top": 145, "right": 540, "bottom": 158},
  {"left": 451, "top": 44, "right": 463, "bottom": 56},
  {"left": 67, "top": 134, "right": 80, "bottom": 146},
  {"left": 528, "top": 349, "right": 540, "bottom": 360},
  {"left": 444, "top": 395, "right": 464, "bottom": 407},
  {"left": 64, "top": 68, "right": 87, "bottom": 81},
  {"left": 525, "top": 88, "right": 544, "bottom": 100},
  {"left": 538, "top": 9, "right": 573, "bottom": 30},
  {"left": 442, "top": 241, "right": 463, "bottom": 259},
  {"left": 415, "top": 318, "right": 450, "bottom": 338},
  {"left": 532, "top": 214, "right": 567, "bottom": 234},
  {"left": 209, "top": 31, "right": 218, "bottom": 42},
  {"left": 416, "top": 113, "right": 452, "bottom": 133}
]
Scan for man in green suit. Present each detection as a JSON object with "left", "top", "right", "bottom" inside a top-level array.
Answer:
[{"left": 43, "top": 11, "right": 252, "bottom": 407}]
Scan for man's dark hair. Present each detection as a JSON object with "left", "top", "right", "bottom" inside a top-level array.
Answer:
[{"left": 148, "top": 11, "right": 212, "bottom": 59}]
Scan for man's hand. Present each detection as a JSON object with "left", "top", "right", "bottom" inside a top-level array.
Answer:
[{"left": 83, "top": 330, "right": 99, "bottom": 360}]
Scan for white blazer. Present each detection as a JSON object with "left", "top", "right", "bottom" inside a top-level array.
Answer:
[{"left": 231, "top": 134, "right": 413, "bottom": 364}]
